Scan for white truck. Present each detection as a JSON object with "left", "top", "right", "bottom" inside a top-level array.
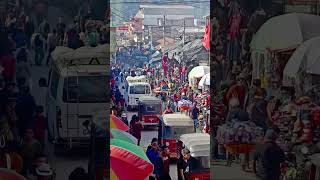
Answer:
[
  {"left": 40, "top": 45, "right": 109, "bottom": 150},
  {"left": 125, "top": 75, "right": 152, "bottom": 111}
]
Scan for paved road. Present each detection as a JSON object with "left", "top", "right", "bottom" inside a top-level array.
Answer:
[{"left": 211, "top": 161, "right": 258, "bottom": 180}]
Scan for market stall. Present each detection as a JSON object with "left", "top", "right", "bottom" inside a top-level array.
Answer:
[
  {"left": 270, "top": 96, "right": 320, "bottom": 180},
  {"left": 283, "top": 36, "right": 320, "bottom": 95},
  {"left": 198, "top": 73, "right": 210, "bottom": 90},
  {"left": 250, "top": 13, "right": 320, "bottom": 85},
  {"left": 188, "top": 66, "right": 210, "bottom": 88}
]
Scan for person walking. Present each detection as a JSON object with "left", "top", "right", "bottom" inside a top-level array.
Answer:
[
  {"left": 146, "top": 138, "right": 161, "bottom": 180},
  {"left": 253, "top": 129, "right": 285, "bottom": 180},
  {"left": 131, "top": 118, "right": 143, "bottom": 146},
  {"left": 159, "top": 145, "right": 171, "bottom": 180},
  {"left": 177, "top": 149, "right": 191, "bottom": 180},
  {"left": 46, "top": 29, "right": 58, "bottom": 65},
  {"left": 190, "top": 103, "right": 200, "bottom": 132},
  {"left": 32, "top": 33, "right": 45, "bottom": 66},
  {"left": 56, "top": 16, "right": 66, "bottom": 45}
]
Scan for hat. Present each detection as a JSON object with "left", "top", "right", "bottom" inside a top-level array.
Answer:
[{"left": 36, "top": 163, "right": 53, "bottom": 176}]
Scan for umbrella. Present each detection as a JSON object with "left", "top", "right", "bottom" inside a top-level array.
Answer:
[
  {"left": 110, "top": 115, "right": 129, "bottom": 131},
  {"left": 283, "top": 37, "right": 320, "bottom": 86},
  {"left": 110, "top": 139, "right": 154, "bottom": 180},
  {"left": 0, "top": 168, "right": 28, "bottom": 180},
  {"left": 188, "top": 66, "right": 210, "bottom": 79},
  {"left": 198, "top": 73, "right": 210, "bottom": 88},
  {"left": 110, "top": 129, "right": 137, "bottom": 144},
  {"left": 251, "top": 13, "right": 320, "bottom": 52}
]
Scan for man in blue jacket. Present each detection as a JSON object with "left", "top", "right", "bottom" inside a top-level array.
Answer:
[{"left": 146, "top": 138, "right": 161, "bottom": 180}]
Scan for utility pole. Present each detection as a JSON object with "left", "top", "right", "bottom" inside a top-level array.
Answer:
[
  {"left": 183, "top": 18, "right": 186, "bottom": 45},
  {"left": 163, "top": 14, "right": 166, "bottom": 46}
]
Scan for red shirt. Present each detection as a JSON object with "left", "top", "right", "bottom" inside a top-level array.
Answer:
[
  {"left": 34, "top": 114, "right": 45, "bottom": 140},
  {"left": 132, "top": 123, "right": 143, "bottom": 139},
  {"left": 0, "top": 55, "right": 16, "bottom": 81}
]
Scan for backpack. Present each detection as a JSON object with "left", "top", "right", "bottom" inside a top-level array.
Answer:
[{"left": 88, "top": 32, "right": 98, "bottom": 46}]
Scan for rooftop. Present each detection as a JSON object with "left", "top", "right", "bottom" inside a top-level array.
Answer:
[{"left": 140, "top": 4, "right": 195, "bottom": 9}]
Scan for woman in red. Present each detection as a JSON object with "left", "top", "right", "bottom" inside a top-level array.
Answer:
[
  {"left": 131, "top": 118, "right": 143, "bottom": 146},
  {"left": 160, "top": 145, "right": 171, "bottom": 180}
]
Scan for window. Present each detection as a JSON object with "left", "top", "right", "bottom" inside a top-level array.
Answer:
[
  {"left": 129, "top": 85, "right": 150, "bottom": 94},
  {"left": 49, "top": 69, "right": 60, "bottom": 99},
  {"left": 63, "top": 75, "right": 108, "bottom": 103}
]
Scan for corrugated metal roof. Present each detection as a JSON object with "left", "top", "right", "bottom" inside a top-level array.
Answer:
[{"left": 140, "top": 4, "right": 194, "bottom": 9}]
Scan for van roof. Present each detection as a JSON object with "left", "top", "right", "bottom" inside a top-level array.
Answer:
[
  {"left": 180, "top": 133, "right": 210, "bottom": 157},
  {"left": 55, "top": 64, "right": 108, "bottom": 76},
  {"left": 128, "top": 82, "right": 150, "bottom": 86},
  {"left": 162, "top": 113, "right": 193, "bottom": 126},
  {"left": 139, "top": 96, "right": 161, "bottom": 103},
  {"left": 51, "top": 45, "right": 109, "bottom": 75}
]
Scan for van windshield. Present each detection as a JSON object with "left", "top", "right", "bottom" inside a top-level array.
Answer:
[
  {"left": 63, "top": 75, "right": 108, "bottom": 103},
  {"left": 129, "top": 85, "right": 150, "bottom": 94}
]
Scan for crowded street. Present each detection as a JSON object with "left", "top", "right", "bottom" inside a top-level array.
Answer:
[
  {"left": 110, "top": 2, "right": 210, "bottom": 179},
  {"left": 0, "top": 0, "right": 107, "bottom": 179}
]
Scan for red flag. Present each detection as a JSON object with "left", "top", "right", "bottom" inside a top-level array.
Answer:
[{"left": 202, "top": 24, "right": 210, "bottom": 50}]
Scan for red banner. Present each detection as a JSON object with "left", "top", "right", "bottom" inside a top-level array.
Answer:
[{"left": 202, "top": 24, "right": 210, "bottom": 50}]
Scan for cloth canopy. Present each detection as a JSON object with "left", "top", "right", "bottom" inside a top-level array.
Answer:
[
  {"left": 251, "top": 13, "right": 320, "bottom": 52},
  {"left": 283, "top": 36, "right": 320, "bottom": 86}
]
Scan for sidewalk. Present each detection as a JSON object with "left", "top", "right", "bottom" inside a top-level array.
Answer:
[{"left": 211, "top": 161, "right": 258, "bottom": 180}]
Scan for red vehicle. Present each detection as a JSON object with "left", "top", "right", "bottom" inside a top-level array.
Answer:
[
  {"left": 138, "top": 96, "right": 162, "bottom": 126},
  {"left": 158, "top": 113, "right": 194, "bottom": 159},
  {"left": 179, "top": 133, "right": 210, "bottom": 180}
]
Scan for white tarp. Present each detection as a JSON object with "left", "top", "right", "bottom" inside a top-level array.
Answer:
[
  {"left": 51, "top": 44, "right": 109, "bottom": 65},
  {"left": 283, "top": 36, "right": 320, "bottom": 86},
  {"left": 251, "top": 13, "right": 320, "bottom": 52},
  {"left": 198, "top": 73, "right": 210, "bottom": 89}
]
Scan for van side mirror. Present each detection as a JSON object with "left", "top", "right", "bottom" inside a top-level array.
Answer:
[{"left": 39, "top": 78, "right": 48, "bottom": 87}]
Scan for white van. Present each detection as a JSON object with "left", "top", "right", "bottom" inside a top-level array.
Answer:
[
  {"left": 125, "top": 76, "right": 152, "bottom": 110},
  {"left": 42, "top": 45, "right": 109, "bottom": 149}
]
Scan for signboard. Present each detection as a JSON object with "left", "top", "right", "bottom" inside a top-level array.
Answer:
[{"left": 118, "top": 26, "right": 129, "bottom": 30}]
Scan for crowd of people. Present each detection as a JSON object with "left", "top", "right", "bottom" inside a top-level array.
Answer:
[
  {"left": 210, "top": 1, "right": 320, "bottom": 180},
  {"left": 110, "top": 43, "right": 211, "bottom": 180},
  {"left": 0, "top": 2, "right": 108, "bottom": 179}
]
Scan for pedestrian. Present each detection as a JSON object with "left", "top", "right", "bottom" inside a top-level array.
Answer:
[
  {"left": 177, "top": 149, "right": 191, "bottom": 180},
  {"left": 16, "top": 86, "right": 36, "bottom": 135},
  {"left": 24, "top": 16, "right": 34, "bottom": 48},
  {"left": 253, "top": 129, "right": 285, "bottom": 180},
  {"left": 32, "top": 33, "right": 44, "bottom": 66},
  {"left": 29, "top": 153, "right": 48, "bottom": 180},
  {"left": 181, "top": 63, "right": 187, "bottom": 82},
  {"left": 16, "top": 48, "right": 31, "bottom": 90},
  {"left": 46, "top": 29, "right": 58, "bottom": 65},
  {"left": 6, "top": 141, "right": 23, "bottom": 174},
  {"left": 14, "top": 27, "right": 27, "bottom": 49},
  {"left": 0, "top": 53, "right": 16, "bottom": 83},
  {"left": 146, "top": 138, "right": 161, "bottom": 180},
  {"left": 163, "top": 105, "right": 173, "bottom": 115},
  {"left": 56, "top": 16, "right": 66, "bottom": 45},
  {"left": 34, "top": 106, "right": 45, "bottom": 148},
  {"left": 20, "top": 128, "right": 42, "bottom": 176},
  {"left": 190, "top": 103, "right": 199, "bottom": 132},
  {"left": 159, "top": 145, "right": 171, "bottom": 180},
  {"left": 88, "top": 29, "right": 99, "bottom": 47},
  {"left": 131, "top": 118, "right": 143, "bottom": 146}
]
